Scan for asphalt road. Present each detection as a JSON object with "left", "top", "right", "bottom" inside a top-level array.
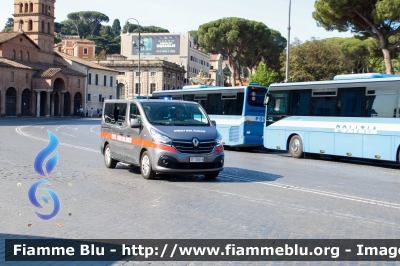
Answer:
[{"left": 0, "top": 117, "right": 399, "bottom": 266}]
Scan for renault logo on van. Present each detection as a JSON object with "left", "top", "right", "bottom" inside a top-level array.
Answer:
[{"left": 192, "top": 138, "right": 199, "bottom": 147}]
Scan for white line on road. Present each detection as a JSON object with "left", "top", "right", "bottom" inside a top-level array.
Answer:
[
  {"left": 15, "top": 122, "right": 400, "bottom": 211},
  {"left": 61, "top": 132, "right": 75, "bottom": 138},
  {"left": 219, "top": 173, "right": 400, "bottom": 209},
  {"left": 90, "top": 125, "right": 100, "bottom": 135},
  {"left": 55, "top": 125, "right": 67, "bottom": 131}
]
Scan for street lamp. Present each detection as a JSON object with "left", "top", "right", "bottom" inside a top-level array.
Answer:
[
  {"left": 125, "top": 18, "right": 144, "bottom": 97},
  {"left": 285, "top": 0, "right": 292, "bottom": 83}
]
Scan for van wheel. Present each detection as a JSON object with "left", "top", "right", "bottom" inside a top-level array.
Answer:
[
  {"left": 104, "top": 144, "right": 117, "bottom": 168},
  {"left": 289, "top": 135, "right": 303, "bottom": 158},
  {"left": 140, "top": 151, "right": 156, "bottom": 179},
  {"left": 204, "top": 172, "right": 219, "bottom": 179}
]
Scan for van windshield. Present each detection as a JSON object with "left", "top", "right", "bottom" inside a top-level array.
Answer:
[{"left": 141, "top": 102, "right": 211, "bottom": 126}]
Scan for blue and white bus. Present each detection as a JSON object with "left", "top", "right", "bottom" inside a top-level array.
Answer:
[
  {"left": 152, "top": 84, "right": 267, "bottom": 150},
  {"left": 264, "top": 73, "right": 400, "bottom": 162}
]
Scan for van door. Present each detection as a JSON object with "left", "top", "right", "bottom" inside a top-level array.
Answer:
[
  {"left": 103, "top": 102, "right": 127, "bottom": 161},
  {"left": 124, "top": 103, "right": 142, "bottom": 165}
]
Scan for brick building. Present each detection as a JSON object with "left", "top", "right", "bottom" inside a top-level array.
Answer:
[
  {"left": 58, "top": 35, "right": 96, "bottom": 59},
  {"left": 0, "top": 0, "right": 86, "bottom": 117}
]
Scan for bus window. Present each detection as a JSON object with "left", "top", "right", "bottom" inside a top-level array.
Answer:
[
  {"left": 312, "top": 97, "right": 336, "bottom": 116},
  {"left": 205, "top": 94, "right": 222, "bottom": 115},
  {"left": 290, "top": 90, "right": 311, "bottom": 115},
  {"left": 268, "top": 92, "right": 288, "bottom": 115},
  {"left": 248, "top": 87, "right": 267, "bottom": 107},
  {"left": 183, "top": 94, "right": 194, "bottom": 101},
  {"left": 366, "top": 89, "right": 397, "bottom": 117},
  {"left": 337, "top": 88, "right": 366, "bottom": 117}
]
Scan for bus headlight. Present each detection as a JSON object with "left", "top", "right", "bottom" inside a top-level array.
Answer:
[
  {"left": 150, "top": 128, "right": 172, "bottom": 145},
  {"left": 215, "top": 132, "right": 223, "bottom": 146}
]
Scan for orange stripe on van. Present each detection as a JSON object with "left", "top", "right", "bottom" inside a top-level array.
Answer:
[{"left": 101, "top": 131, "right": 178, "bottom": 153}]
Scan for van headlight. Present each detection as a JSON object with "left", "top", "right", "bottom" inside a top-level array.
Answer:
[
  {"left": 150, "top": 128, "right": 172, "bottom": 145},
  {"left": 215, "top": 131, "right": 223, "bottom": 146}
]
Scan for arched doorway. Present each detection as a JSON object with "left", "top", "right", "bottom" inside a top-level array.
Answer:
[
  {"left": 73, "top": 92, "right": 82, "bottom": 116},
  {"left": 117, "top": 83, "right": 125, "bottom": 99},
  {"left": 6, "top": 87, "right": 17, "bottom": 116},
  {"left": 64, "top": 92, "right": 71, "bottom": 116},
  {"left": 21, "top": 89, "right": 31, "bottom": 116}
]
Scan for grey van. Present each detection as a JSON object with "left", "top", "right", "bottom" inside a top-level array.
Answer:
[{"left": 100, "top": 99, "right": 224, "bottom": 179}]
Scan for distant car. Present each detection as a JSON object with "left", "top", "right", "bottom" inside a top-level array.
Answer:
[{"left": 100, "top": 99, "right": 224, "bottom": 179}]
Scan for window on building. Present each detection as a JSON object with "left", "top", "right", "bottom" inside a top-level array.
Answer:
[
  {"left": 29, "top": 3, "right": 33, "bottom": 12},
  {"left": 41, "top": 21, "right": 44, "bottom": 32},
  {"left": 10, "top": 72, "right": 14, "bottom": 82},
  {"left": 42, "top": 4, "right": 44, "bottom": 14},
  {"left": 135, "top": 83, "right": 141, "bottom": 94},
  {"left": 177, "top": 75, "right": 180, "bottom": 80},
  {"left": 135, "top": 72, "right": 141, "bottom": 77},
  {"left": 98, "top": 94, "right": 103, "bottom": 102},
  {"left": 168, "top": 73, "right": 170, "bottom": 78},
  {"left": 12, "top": 50, "right": 15, "bottom": 60},
  {"left": 83, "top": 48, "right": 88, "bottom": 55},
  {"left": 77, "top": 79, "right": 80, "bottom": 88},
  {"left": 95, "top": 74, "right": 98, "bottom": 85},
  {"left": 88, "top": 73, "right": 92, "bottom": 84},
  {"left": 28, "top": 20, "right": 32, "bottom": 31},
  {"left": 150, "top": 72, "right": 157, "bottom": 77},
  {"left": 68, "top": 50, "right": 73, "bottom": 55},
  {"left": 25, "top": 73, "right": 29, "bottom": 83},
  {"left": 168, "top": 84, "right": 170, "bottom": 90},
  {"left": 163, "top": 72, "right": 166, "bottom": 77},
  {"left": 47, "top": 22, "right": 50, "bottom": 34},
  {"left": 18, "top": 51, "right": 22, "bottom": 60},
  {"left": 103, "top": 75, "right": 107, "bottom": 86},
  {"left": 25, "top": 3, "right": 28, "bottom": 12},
  {"left": 20, "top": 3, "right": 23, "bottom": 13},
  {"left": 87, "top": 93, "right": 91, "bottom": 102},
  {"left": 110, "top": 76, "right": 114, "bottom": 87},
  {"left": 163, "top": 84, "right": 166, "bottom": 90},
  {"left": 150, "top": 83, "right": 156, "bottom": 93},
  {"left": 26, "top": 52, "right": 29, "bottom": 61},
  {"left": 118, "top": 72, "right": 125, "bottom": 75}
]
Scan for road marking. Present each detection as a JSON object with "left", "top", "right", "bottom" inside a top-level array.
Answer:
[
  {"left": 55, "top": 125, "right": 67, "bottom": 131},
  {"left": 61, "top": 132, "right": 75, "bottom": 138},
  {"left": 16, "top": 124, "right": 97, "bottom": 153},
  {"left": 15, "top": 122, "right": 400, "bottom": 211},
  {"left": 90, "top": 125, "right": 100, "bottom": 135},
  {"left": 219, "top": 173, "right": 400, "bottom": 209}
]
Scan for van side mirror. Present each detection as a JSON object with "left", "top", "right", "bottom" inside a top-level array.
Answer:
[
  {"left": 130, "top": 118, "right": 141, "bottom": 128},
  {"left": 211, "top": 120, "right": 216, "bottom": 126},
  {"left": 264, "top": 93, "right": 270, "bottom": 106}
]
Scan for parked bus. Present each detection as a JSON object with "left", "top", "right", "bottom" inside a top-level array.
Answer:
[
  {"left": 263, "top": 73, "right": 400, "bottom": 162},
  {"left": 152, "top": 84, "right": 267, "bottom": 150}
]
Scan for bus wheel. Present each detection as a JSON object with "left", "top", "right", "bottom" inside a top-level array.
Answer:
[
  {"left": 289, "top": 135, "right": 303, "bottom": 158},
  {"left": 140, "top": 151, "right": 156, "bottom": 179},
  {"left": 104, "top": 144, "right": 118, "bottom": 168}
]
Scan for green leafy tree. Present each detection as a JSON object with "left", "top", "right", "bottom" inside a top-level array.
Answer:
[
  {"left": 95, "top": 49, "right": 107, "bottom": 60},
  {"left": 66, "top": 11, "right": 109, "bottom": 38},
  {"left": 223, "top": 65, "right": 232, "bottom": 86},
  {"left": 122, "top": 23, "right": 169, "bottom": 34},
  {"left": 189, "top": 30, "right": 198, "bottom": 45},
  {"left": 313, "top": 0, "right": 400, "bottom": 74},
  {"left": 2, "top": 18, "right": 14, "bottom": 32},
  {"left": 111, "top": 19, "right": 121, "bottom": 36},
  {"left": 89, "top": 25, "right": 121, "bottom": 54},
  {"left": 281, "top": 38, "right": 352, "bottom": 82},
  {"left": 249, "top": 62, "right": 278, "bottom": 86},
  {"left": 198, "top": 17, "right": 271, "bottom": 86}
]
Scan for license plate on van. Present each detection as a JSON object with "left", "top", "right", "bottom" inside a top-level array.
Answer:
[{"left": 190, "top": 157, "right": 204, "bottom": 162}]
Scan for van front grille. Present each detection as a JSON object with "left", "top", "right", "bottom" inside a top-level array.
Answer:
[{"left": 172, "top": 140, "right": 215, "bottom": 154}]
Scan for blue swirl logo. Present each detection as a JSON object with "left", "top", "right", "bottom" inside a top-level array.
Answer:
[
  {"left": 34, "top": 130, "right": 59, "bottom": 176},
  {"left": 29, "top": 130, "right": 60, "bottom": 220},
  {"left": 28, "top": 180, "right": 60, "bottom": 220}
]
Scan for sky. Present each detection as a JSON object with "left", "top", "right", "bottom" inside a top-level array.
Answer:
[{"left": 0, "top": 0, "right": 353, "bottom": 42}]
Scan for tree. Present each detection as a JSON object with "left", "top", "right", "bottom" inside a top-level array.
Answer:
[
  {"left": 240, "top": 29, "right": 286, "bottom": 77},
  {"left": 223, "top": 65, "right": 232, "bottom": 86},
  {"left": 122, "top": 23, "right": 169, "bottom": 34},
  {"left": 111, "top": 19, "right": 121, "bottom": 36},
  {"left": 198, "top": 17, "right": 271, "bottom": 86},
  {"left": 66, "top": 11, "right": 109, "bottom": 38},
  {"left": 313, "top": 0, "right": 400, "bottom": 74},
  {"left": 189, "top": 30, "right": 198, "bottom": 45},
  {"left": 2, "top": 18, "right": 13, "bottom": 32},
  {"left": 248, "top": 62, "right": 278, "bottom": 86},
  {"left": 281, "top": 39, "right": 352, "bottom": 82},
  {"left": 89, "top": 25, "right": 121, "bottom": 55}
]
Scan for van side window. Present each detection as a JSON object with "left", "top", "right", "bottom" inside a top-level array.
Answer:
[
  {"left": 130, "top": 103, "right": 142, "bottom": 123},
  {"left": 104, "top": 103, "right": 127, "bottom": 126}
]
